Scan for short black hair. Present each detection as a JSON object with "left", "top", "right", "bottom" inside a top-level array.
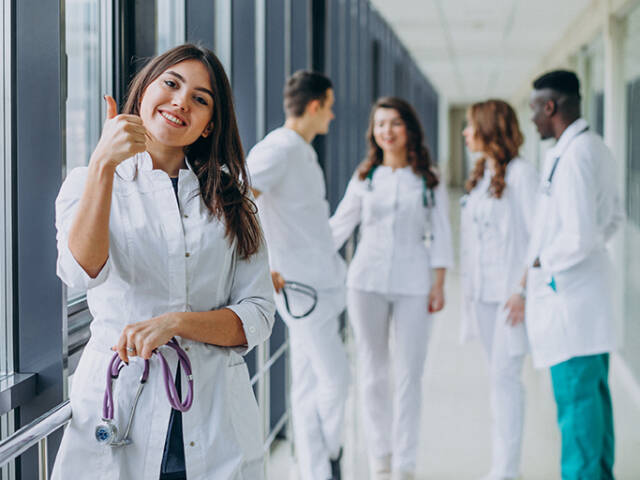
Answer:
[
  {"left": 532, "top": 70, "right": 581, "bottom": 99},
  {"left": 284, "top": 70, "right": 333, "bottom": 117}
]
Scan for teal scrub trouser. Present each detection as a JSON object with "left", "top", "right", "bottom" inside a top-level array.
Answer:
[{"left": 550, "top": 353, "right": 615, "bottom": 480}]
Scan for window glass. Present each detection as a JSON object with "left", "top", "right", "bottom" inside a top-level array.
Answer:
[
  {"left": 156, "top": 0, "right": 185, "bottom": 54},
  {"left": 0, "top": 0, "right": 10, "bottom": 381},
  {"left": 65, "top": 0, "right": 102, "bottom": 302},
  {"left": 585, "top": 35, "right": 605, "bottom": 136},
  {"left": 620, "top": 2, "right": 640, "bottom": 384}
]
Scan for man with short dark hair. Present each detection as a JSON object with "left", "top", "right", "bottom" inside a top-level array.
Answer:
[
  {"left": 246, "top": 70, "right": 349, "bottom": 480},
  {"left": 508, "top": 69, "right": 624, "bottom": 479}
]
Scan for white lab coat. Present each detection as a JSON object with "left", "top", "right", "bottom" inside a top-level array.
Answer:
[
  {"left": 52, "top": 153, "right": 275, "bottom": 480},
  {"left": 460, "top": 157, "right": 539, "bottom": 355},
  {"left": 246, "top": 127, "right": 350, "bottom": 480},
  {"left": 330, "top": 165, "right": 454, "bottom": 294},
  {"left": 525, "top": 118, "right": 624, "bottom": 368}
]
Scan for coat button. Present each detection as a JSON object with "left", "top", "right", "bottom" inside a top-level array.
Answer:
[
  {"left": 184, "top": 214, "right": 189, "bottom": 218},
  {"left": 189, "top": 441, "right": 195, "bottom": 447},
  {"left": 185, "top": 252, "right": 190, "bottom": 258},
  {"left": 249, "top": 326, "right": 256, "bottom": 334}
]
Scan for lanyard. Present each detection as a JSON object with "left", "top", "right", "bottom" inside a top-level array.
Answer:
[
  {"left": 366, "top": 164, "right": 435, "bottom": 208},
  {"left": 542, "top": 125, "right": 589, "bottom": 195}
]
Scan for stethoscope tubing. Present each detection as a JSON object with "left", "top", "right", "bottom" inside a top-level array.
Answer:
[{"left": 280, "top": 281, "right": 318, "bottom": 319}]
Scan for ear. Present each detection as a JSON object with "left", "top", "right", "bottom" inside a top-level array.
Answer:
[
  {"left": 201, "top": 122, "right": 213, "bottom": 138},
  {"left": 306, "top": 99, "right": 321, "bottom": 115},
  {"left": 544, "top": 99, "right": 556, "bottom": 116}
]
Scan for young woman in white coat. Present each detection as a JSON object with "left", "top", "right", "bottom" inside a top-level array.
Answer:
[
  {"left": 330, "top": 97, "right": 454, "bottom": 480},
  {"left": 460, "top": 100, "right": 538, "bottom": 480},
  {"left": 52, "top": 44, "right": 275, "bottom": 480}
]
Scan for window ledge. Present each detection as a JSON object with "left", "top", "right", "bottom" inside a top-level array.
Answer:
[{"left": 0, "top": 373, "right": 37, "bottom": 415}]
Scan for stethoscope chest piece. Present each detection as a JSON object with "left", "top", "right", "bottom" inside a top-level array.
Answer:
[{"left": 95, "top": 419, "right": 128, "bottom": 446}]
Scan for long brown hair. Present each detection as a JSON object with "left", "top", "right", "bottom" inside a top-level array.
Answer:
[
  {"left": 357, "top": 97, "right": 439, "bottom": 188},
  {"left": 123, "top": 44, "right": 261, "bottom": 259},
  {"left": 464, "top": 99, "right": 523, "bottom": 199}
]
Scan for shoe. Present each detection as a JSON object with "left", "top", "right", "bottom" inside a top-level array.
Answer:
[
  {"left": 476, "top": 474, "right": 521, "bottom": 480},
  {"left": 330, "top": 448, "right": 343, "bottom": 480},
  {"left": 391, "top": 471, "right": 414, "bottom": 480},
  {"left": 370, "top": 454, "right": 391, "bottom": 480}
]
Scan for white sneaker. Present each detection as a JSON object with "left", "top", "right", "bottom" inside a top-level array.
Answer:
[
  {"left": 391, "top": 471, "right": 415, "bottom": 480},
  {"left": 370, "top": 454, "right": 391, "bottom": 480}
]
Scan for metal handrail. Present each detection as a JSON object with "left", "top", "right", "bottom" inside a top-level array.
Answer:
[{"left": 0, "top": 400, "right": 71, "bottom": 468}]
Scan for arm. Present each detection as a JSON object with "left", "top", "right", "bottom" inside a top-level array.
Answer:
[
  {"left": 329, "top": 175, "right": 363, "bottom": 250},
  {"left": 428, "top": 268, "right": 446, "bottom": 313},
  {"left": 115, "top": 237, "right": 276, "bottom": 362},
  {"left": 57, "top": 96, "right": 147, "bottom": 286}
]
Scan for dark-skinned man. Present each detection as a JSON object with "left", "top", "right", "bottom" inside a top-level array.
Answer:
[{"left": 506, "top": 70, "right": 624, "bottom": 479}]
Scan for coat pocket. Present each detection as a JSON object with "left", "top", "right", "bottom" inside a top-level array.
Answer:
[{"left": 227, "top": 362, "right": 264, "bottom": 466}]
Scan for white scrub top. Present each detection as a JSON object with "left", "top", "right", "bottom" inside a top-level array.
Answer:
[
  {"left": 246, "top": 127, "right": 347, "bottom": 291},
  {"left": 52, "top": 153, "right": 275, "bottom": 480},
  {"left": 460, "top": 158, "right": 538, "bottom": 353},
  {"left": 525, "top": 118, "right": 625, "bottom": 368},
  {"left": 330, "top": 165, "right": 454, "bottom": 296}
]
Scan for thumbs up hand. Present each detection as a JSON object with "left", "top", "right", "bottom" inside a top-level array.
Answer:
[{"left": 90, "top": 95, "right": 148, "bottom": 169}]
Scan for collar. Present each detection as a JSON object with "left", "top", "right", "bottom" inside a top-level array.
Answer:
[
  {"left": 548, "top": 118, "right": 589, "bottom": 158},
  {"left": 115, "top": 151, "right": 199, "bottom": 190}
]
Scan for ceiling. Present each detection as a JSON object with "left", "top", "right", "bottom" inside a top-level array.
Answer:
[{"left": 370, "top": 0, "right": 593, "bottom": 105}]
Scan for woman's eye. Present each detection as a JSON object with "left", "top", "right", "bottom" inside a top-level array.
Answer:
[
  {"left": 194, "top": 96, "right": 208, "bottom": 106},
  {"left": 164, "top": 79, "right": 177, "bottom": 88}
]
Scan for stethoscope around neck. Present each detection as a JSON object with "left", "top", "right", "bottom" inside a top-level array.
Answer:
[
  {"left": 541, "top": 125, "right": 589, "bottom": 196},
  {"left": 94, "top": 337, "right": 194, "bottom": 447},
  {"left": 365, "top": 164, "right": 435, "bottom": 208}
]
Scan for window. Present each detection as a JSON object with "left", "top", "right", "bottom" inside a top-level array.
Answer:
[
  {"left": 65, "top": 0, "right": 108, "bottom": 304},
  {"left": 156, "top": 0, "right": 185, "bottom": 54}
]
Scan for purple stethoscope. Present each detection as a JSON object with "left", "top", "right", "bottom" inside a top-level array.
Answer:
[{"left": 94, "top": 337, "right": 194, "bottom": 447}]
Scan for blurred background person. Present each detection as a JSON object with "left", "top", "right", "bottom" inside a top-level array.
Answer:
[
  {"left": 460, "top": 99, "right": 538, "bottom": 480},
  {"left": 330, "top": 97, "right": 454, "bottom": 480}
]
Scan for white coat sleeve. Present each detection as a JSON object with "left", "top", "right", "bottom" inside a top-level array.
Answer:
[
  {"left": 55, "top": 167, "right": 112, "bottom": 290},
  {"left": 226, "top": 238, "right": 276, "bottom": 355},
  {"left": 246, "top": 144, "right": 290, "bottom": 194},
  {"left": 513, "top": 161, "right": 539, "bottom": 236},
  {"left": 329, "top": 175, "right": 363, "bottom": 250},
  {"left": 429, "top": 182, "right": 455, "bottom": 269},
  {"left": 603, "top": 190, "right": 625, "bottom": 242},
  {"left": 539, "top": 150, "right": 598, "bottom": 272}
]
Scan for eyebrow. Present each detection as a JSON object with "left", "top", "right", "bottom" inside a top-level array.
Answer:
[{"left": 165, "top": 70, "right": 214, "bottom": 99}]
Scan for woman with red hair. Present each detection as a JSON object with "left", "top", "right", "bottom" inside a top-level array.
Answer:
[{"left": 460, "top": 99, "right": 538, "bottom": 480}]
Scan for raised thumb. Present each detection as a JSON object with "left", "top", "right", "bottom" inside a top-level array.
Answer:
[{"left": 104, "top": 95, "right": 117, "bottom": 120}]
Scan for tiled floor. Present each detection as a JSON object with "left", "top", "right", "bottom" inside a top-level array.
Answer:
[{"left": 268, "top": 189, "right": 640, "bottom": 480}]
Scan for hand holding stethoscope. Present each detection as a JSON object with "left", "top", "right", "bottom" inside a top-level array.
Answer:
[{"left": 271, "top": 270, "right": 318, "bottom": 319}]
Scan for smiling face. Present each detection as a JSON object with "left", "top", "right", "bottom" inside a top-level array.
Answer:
[
  {"left": 139, "top": 59, "right": 215, "bottom": 148},
  {"left": 372, "top": 107, "right": 408, "bottom": 155}
]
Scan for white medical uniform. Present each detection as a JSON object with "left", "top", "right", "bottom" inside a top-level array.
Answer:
[
  {"left": 525, "top": 118, "right": 624, "bottom": 368},
  {"left": 460, "top": 157, "right": 538, "bottom": 478},
  {"left": 330, "top": 166, "right": 454, "bottom": 475},
  {"left": 246, "top": 127, "right": 350, "bottom": 480},
  {"left": 52, "top": 153, "right": 275, "bottom": 480}
]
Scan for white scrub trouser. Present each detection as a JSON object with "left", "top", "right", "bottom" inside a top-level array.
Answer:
[
  {"left": 474, "top": 301, "right": 525, "bottom": 479},
  {"left": 347, "top": 289, "right": 433, "bottom": 474},
  {"left": 276, "top": 288, "right": 350, "bottom": 480}
]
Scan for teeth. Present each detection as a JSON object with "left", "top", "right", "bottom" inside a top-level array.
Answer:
[{"left": 160, "top": 111, "right": 184, "bottom": 126}]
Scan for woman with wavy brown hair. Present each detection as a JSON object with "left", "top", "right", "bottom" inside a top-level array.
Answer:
[
  {"left": 330, "top": 97, "right": 454, "bottom": 480},
  {"left": 460, "top": 99, "right": 538, "bottom": 480}
]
